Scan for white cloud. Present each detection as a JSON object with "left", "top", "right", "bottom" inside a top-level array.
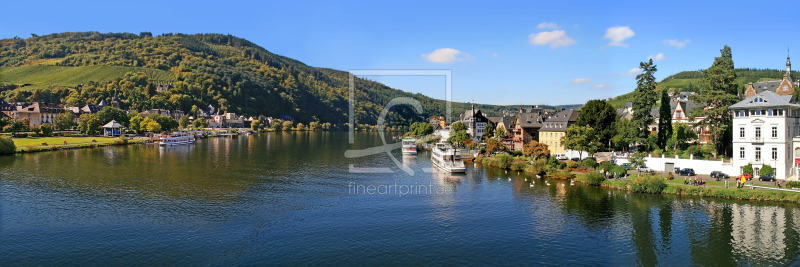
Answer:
[
  {"left": 492, "top": 53, "right": 498, "bottom": 58},
  {"left": 571, "top": 78, "right": 591, "bottom": 83},
  {"left": 618, "top": 67, "right": 642, "bottom": 77},
  {"left": 528, "top": 30, "right": 576, "bottom": 48},
  {"left": 421, "top": 48, "right": 472, "bottom": 63},
  {"left": 648, "top": 53, "right": 666, "bottom": 61},
  {"left": 663, "top": 39, "right": 690, "bottom": 49},
  {"left": 603, "top": 26, "right": 635, "bottom": 48},
  {"left": 536, "top": 22, "right": 559, "bottom": 29},
  {"left": 592, "top": 84, "right": 613, "bottom": 88}
]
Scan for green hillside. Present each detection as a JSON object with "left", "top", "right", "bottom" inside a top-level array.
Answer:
[
  {"left": 0, "top": 66, "right": 173, "bottom": 89},
  {"left": 0, "top": 32, "right": 580, "bottom": 128},
  {"left": 608, "top": 68, "right": 800, "bottom": 109}
]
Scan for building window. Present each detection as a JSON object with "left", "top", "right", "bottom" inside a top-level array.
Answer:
[
  {"left": 773, "top": 127, "right": 778, "bottom": 138},
  {"left": 755, "top": 127, "right": 761, "bottom": 138},
  {"left": 740, "top": 147, "right": 745, "bottom": 159},
  {"left": 756, "top": 147, "right": 761, "bottom": 160},
  {"left": 739, "top": 110, "right": 745, "bottom": 117},
  {"left": 740, "top": 127, "right": 745, "bottom": 138},
  {"left": 768, "top": 109, "right": 773, "bottom": 116},
  {"left": 773, "top": 147, "right": 778, "bottom": 160}
]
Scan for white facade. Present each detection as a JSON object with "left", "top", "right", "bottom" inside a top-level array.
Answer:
[{"left": 730, "top": 91, "right": 800, "bottom": 180}]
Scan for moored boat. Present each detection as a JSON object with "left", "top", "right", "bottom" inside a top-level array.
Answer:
[
  {"left": 159, "top": 132, "right": 196, "bottom": 146},
  {"left": 402, "top": 137, "right": 418, "bottom": 155},
  {"left": 430, "top": 142, "right": 466, "bottom": 173}
]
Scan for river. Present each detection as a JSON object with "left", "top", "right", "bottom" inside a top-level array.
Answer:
[{"left": 1, "top": 132, "right": 799, "bottom": 266}]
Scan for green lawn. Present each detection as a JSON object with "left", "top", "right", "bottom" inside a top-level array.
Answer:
[{"left": 13, "top": 136, "right": 121, "bottom": 147}]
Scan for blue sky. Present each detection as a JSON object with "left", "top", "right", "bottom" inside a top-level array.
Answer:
[{"left": 2, "top": 0, "right": 799, "bottom": 105}]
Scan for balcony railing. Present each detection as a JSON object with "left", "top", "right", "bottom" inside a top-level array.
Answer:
[{"left": 751, "top": 137, "right": 764, "bottom": 143}]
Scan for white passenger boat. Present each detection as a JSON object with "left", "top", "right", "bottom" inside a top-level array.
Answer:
[
  {"left": 159, "top": 133, "right": 196, "bottom": 146},
  {"left": 430, "top": 142, "right": 466, "bottom": 173},
  {"left": 402, "top": 137, "right": 418, "bottom": 155}
]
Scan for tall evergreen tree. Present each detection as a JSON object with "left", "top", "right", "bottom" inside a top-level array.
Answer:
[
  {"left": 689, "top": 45, "right": 739, "bottom": 158},
  {"left": 657, "top": 89, "right": 672, "bottom": 149},
  {"left": 631, "top": 59, "right": 658, "bottom": 150}
]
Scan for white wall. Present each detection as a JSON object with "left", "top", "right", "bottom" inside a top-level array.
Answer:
[{"left": 616, "top": 154, "right": 738, "bottom": 176}]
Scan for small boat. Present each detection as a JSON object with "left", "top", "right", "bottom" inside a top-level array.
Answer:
[
  {"left": 401, "top": 137, "right": 417, "bottom": 155},
  {"left": 430, "top": 142, "right": 466, "bottom": 173},
  {"left": 159, "top": 132, "right": 195, "bottom": 146}
]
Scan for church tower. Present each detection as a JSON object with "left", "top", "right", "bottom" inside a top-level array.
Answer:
[{"left": 112, "top": 88, "right": 120, "bottom": 109}]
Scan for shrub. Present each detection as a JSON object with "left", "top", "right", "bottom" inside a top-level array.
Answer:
[
  {"left": 630, "top": 175, "right": 667, "bottom": 194},
  {"left": 0, "top": 135, "right": 15, "bottom": 154},
  {"left": 529, "top": 158, "right": 548, "bottom": 175},
  {"left": 566, "top": 160, "right": 578, "bottom": 169},
  {"left": 549, "top": 169, "right": 575, "bottom": 180},
  {"left": 40, "top": 124, "right": 54, "bottom": 137},
  {"left": 510, "top": 161, "right": 526, "bottom": 171},
  {"left": 787, "top": 181, "right": 800, "bottom": 188},
  {"left": 760, "top": 165, "right": 774, "bottom": 176},
  {"left": 116, "top": 135, "right": 129, "bottom": 145},
  {"left": 510, "top": 150, "right": 523, "bottom": 157},
  {"left": 742, "top": 163, "right": 754, "bottom": 177},
  {"left": 651, "top": 148, "right": 663, "bottom": 157},
  {"left": 612, "top": 165, "right": 627, "bottom": 177},
  {"left": 582, "top": 158, "right": 597, "bottom": 169},
  {"left": 494, "top": 154, "right": 512, "bottom": 169},
  {"left": 582, "top": 172, "right": 605, "bottom": 185},
  {"left": 599, "top": 161, "right": 614, "bottom": 172},
  {"left": 31, "top": 126, "right": 41, "bottom": 135},
  {"left": 666, "top": 172, "right": 674, "bottom": 180}
]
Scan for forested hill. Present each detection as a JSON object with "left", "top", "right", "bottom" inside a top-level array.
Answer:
[
  {"left": 0, "top": 32, "right": 577, "bottom": 128},
  {"left": 608, "top": 68, "right": 800, "bottom": 109}
]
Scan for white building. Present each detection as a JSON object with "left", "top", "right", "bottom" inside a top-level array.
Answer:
[
  {"left": 459, "top": 105, "right": 488, "bottom": 142},
  {"left": 730, "top": 91, "right": 800, "bottom": 180}
]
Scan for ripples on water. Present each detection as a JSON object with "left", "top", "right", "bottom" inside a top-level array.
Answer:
[{"left": 1, "top": 132, "right": 800, "bottom": 266}]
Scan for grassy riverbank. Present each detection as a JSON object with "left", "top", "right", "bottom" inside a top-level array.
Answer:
[
  {"left": 575, "top": 174, "right": 800, "bottom": 203},
  {"left": 11, "top": 136, "right": 142, "bottom": 154}
]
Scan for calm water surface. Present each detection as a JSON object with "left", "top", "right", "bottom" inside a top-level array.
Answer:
[{"left": 2, "top": 132, "right": 800, "bottom": 266}]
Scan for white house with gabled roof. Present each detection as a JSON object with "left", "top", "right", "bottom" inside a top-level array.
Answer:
[{"left": 730, "top": 91, "right": 800, "bottom": 180}]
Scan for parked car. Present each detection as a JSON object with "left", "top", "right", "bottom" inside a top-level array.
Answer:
[
  {"left": 710, "top": 171, "right": 729, "bottom": 179},
  {"left": 555, "top": 154, "right": 568, "bottom": 160},
  {"left": 677, "top": 168, "right": 695, "bottom": 176},
  {"left": 571, "top": 157, "right": 580, "bottom": 162},
  {"left": 759, "top": 174, "right": 776, "bottom": 182},
  {"left": 584, "top": 157, "right": 596, "bottom": 162}
]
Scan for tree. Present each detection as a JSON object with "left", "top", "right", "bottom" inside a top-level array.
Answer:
[
  {"left": 632, "top": 59, "right": 658, "bottom": 150},
  {"left": 39, "top": 124, "right": 53, "bottom": 137},
  {"left": 193, "top": 117, "right": 209, "bottom": 129},
  {"left": 496, "top": 127, "right": 506, "bottom": 140},
  {"left": 96, "top": 106, "right": 128, "bottom": 126},
  {"left": 667, "top": 122, "right": 697, "bottom": 151},
  {"left": 282, "top": 121, "right": 293, "bottom": 131},
  {"left": 147, "top": 113, "right": 178, "bottom": 131},
  {"left": 451, "top": 122, "right": 467, "bottom": 132},
  {"left": 179, "top": 115, "right": 190, "bottom": 129},
  {"left": 522, "top": 140, "right": 550, "bottom": 160},
  {"left": 612, "top": 118, "right": 637, "bottom": 152},
  {"left": 308, "top": 121, "right": 319, "bottom": 131},
  {"left": 483, "top": 120, "right": 495, "bottom": 140},
  {"left": 272, "top": 119, "right": 284, "bottom": 131},
  {"left": 190, "top": 105, "right": 199, "bottom": 117},
  {"left": 296, "top": 122, "right": 306, "bottom": 131},
  {"left": 448, "top": 130, "right": 470, "bottom": 146},
  {"left": 760, "top": 164, "right": 774, "bottom": 176},
  {"left": 0, "top": 135, "right": 15, "bottom": 155},
  {"left": 54, "top": 111, "right": 75, "bottom": 130},
  {"left": 657, "top": 89, "right": 673, "bottom": 149},
  {"left": 141, "top": 117, "right": 162, "bottom": 132},
  {"left": 78, "top": 113, "right": 101, "bottom": 135},
  {"left": 629, "top": 151, "right": 647, "bottom": 175},
  {"left": 486, "top": 138, "right": 505, "bottom": 154},
  {"left": 689, "top": 45, "right": 740, "bottom": 158},
  {"left": 251, "top": 120, "right": 263, "bottom": 131},
  {"left": 561, "top": 125, "right": 601, "bottom": 159},
  {"left": 575, "top": 99, "right": 617, "bottom": 151},
  {"left": 130, "top": 114, "right": 144, "bottom": 133}
]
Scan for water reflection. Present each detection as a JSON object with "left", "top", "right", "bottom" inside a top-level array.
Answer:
[{"left": 2, "top": 133, "right": 800, "bottom": 265}]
